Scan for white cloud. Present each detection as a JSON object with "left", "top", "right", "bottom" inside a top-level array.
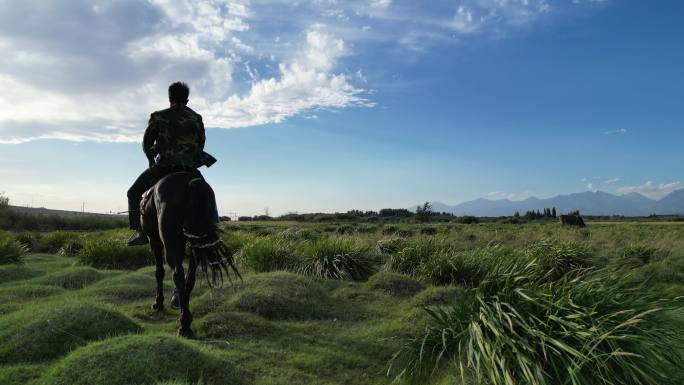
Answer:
[
  {"left": 370, "top": 0, "right": 392, "bottom": 9},
  {"left": 0, "top": 0, "right": 604, "bottom": 144},
  {"left": 616, "top": 181, "right": 682, "bottom": 199},
  {"left": 603, "top": 177, "right": 620, "bottom": 185},
  {"left": 0, "top": 1, "right": 371, "bottom": 143},
  {"left": 450, "top": 0, "right": 551, "bottom": 35},
  {"left": 604, "top": 128, "right": 627, "bottom": 135},
  {"left": 453, "top": 6, "right": 477, "bottom": 34}
]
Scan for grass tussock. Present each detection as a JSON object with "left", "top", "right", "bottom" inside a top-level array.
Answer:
[
  {"left": 389, "top": 264, "right": 684, "bottom": 385},
  {"left": 0, "top": 230, "right": 26, "bottom": 264},
  {"left": 298, "top": 237, "right": 377, "bottom": 281},
  {"left": 76, "top": 238, "right": 152, "bottom": 269},
  {"left": 525, "top": 239, "right": 591, "bottom": 279},
  {"left": 238, "top": 236, "right": 298, "bottom": 272}
]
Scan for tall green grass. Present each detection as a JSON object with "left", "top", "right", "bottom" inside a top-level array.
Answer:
[
  {"left": 76, "top": 238, "right": 152, "bottom": 270},
  {"left": 238, "top": 237, "right": 299, "bottom": 272},
  {"left": 389, "top": 263, "right": 684, "bottom": 385}
]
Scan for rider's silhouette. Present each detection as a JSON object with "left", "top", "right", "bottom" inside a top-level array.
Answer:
[{"left": 126, "top": 82, "right": 206, "bottom": 246}]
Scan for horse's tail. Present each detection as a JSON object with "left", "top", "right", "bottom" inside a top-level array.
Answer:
[{"left": 184, "top": 177, "right": 242, "bottom": 288}]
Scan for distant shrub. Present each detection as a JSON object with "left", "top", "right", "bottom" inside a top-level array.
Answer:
[
  {"left": 396, "top": 229, "right": 415, "bottom": 238},
  {"left": 77, "top": 238, "right": 152, "bottom": 270},
  {"left": 14, "top": 233, "right": 38, "bottom": 251},
  {"left": 298, "top": 238, "right": 377, "bottom": 281},
  {"left": 376, "top": 237, "right": 406, "bottom": 255},
  {"left": 238, "top": 237, "right": 299, "bottom": 273},
  {"left": 382, "top": 225, "right": 399, "bottom": 235},
  {"left": 278, "top": 227, "right": 321, "bottom": 241},
  {"left": 335, "top": 225, "right": 356, "bottom": 235},
  {"left": 459, "top": 216, "right": 479, "bottom": 224},
  {"left": 0, "top": 231, "right": 26, "bottom": 264},
  {"left": 420, "top": 227, "right": 438, "bottom": 235},
  {"left": 57, "top": 240, "right": 84, "bottom": 256},
  {"left": 356, "top": 224, "right": 379, "bottom": 234},
  {"left": 38, "top": 231, "right": 83, "bottom": 253}
]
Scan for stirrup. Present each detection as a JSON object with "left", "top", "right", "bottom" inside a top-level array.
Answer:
[{"left": 127, "top": 231, "right": 149, "bottom": 246}]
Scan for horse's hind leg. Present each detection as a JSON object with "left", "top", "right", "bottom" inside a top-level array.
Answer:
[
  {"left": 150, "top": 238, "right": 165, "bottom": 311},
  {"left": 186, "top": 252, "right": 198, "bottom": 298},
  {"left": 159, "top": 209, "right": 194, "bottom": 338}
]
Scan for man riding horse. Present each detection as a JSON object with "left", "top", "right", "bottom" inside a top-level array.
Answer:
[{"left": 127, "top": 82, "right": 214, "bottom": 246}]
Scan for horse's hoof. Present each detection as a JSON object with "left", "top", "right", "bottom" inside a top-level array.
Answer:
[
  {"left": 177, "top": 328, "right": 195, "bottom": 339},
  {"left": 170, "top": 295, "right": 180, "bottom": 310},
  {"left": 151, "top": 302, "right": 164, "bottom": 312}
]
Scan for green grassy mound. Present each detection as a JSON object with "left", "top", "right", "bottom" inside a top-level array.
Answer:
[
  {"left": 0, "top": 302, "right": 141, "bottom": 363},
  {"left": 38, "top": 334, "right": 245, "bottom": 385},
  {"left": 31, "top": 266, "right": 105, "bottom": 289},
  {"left": 84, "top": 273, "right": 160, "bottom": 302},
  {"left": 0, "top": 264, "right": 42, "bottom": 284},
  {"left": 411, "top": 285, "right": 464, "bottom": 306},
  {"left": 364, "top": 271, "right": 423, "bottom": 297},
  {"left": 196, "top": 311, "right": 275, "bottom": 340},
  {"left": 0, "top": 364, "right": 47, "bottom": 385},
  {"left": 0, "top": 284, "right": 65, "bottom": 303},
  {"left": 219, "top": 272, "right": 343, "bottom": 320}
]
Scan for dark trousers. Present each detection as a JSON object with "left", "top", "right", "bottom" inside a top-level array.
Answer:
[{"left": 127, "top": 165, "right": 188, "bottom": 229}]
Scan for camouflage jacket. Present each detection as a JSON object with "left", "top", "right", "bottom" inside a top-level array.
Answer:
[{"left": 143, "top": 105, "right": 205, "bottom": 168}]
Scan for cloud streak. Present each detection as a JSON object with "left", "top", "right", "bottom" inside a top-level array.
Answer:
[{"left": 616, "top": 181, "right": 682, "bottom": 199}]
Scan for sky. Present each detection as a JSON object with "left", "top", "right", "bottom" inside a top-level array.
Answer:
[{"left": 1, "top": 0, "right": 683, "bottom": 216}]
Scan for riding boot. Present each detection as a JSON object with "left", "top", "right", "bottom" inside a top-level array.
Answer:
[{"left": 127, "top": 208, "right": 148, "bottom": 246}]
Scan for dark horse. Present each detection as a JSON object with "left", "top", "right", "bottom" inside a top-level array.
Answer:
[
  {"left": 560, "top": 212, "right": 586, "bottom": 227},
  {"left": 141, "top": 171, "right": 241, "bottom": 338}
]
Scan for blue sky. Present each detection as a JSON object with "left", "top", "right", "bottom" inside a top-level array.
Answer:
[{"left": 1, "top": 0, "right": 683, "bottom": 215}]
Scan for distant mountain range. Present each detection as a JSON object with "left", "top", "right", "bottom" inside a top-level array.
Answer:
[{"left": 422, "top": 189, "right": 684, "bottom": 217}]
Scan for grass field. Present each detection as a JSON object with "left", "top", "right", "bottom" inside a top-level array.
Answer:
[{"left": 0, "top": 222, "right": 682, "bottom": 385}]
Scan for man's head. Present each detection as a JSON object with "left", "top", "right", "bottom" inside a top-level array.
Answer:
[{"left": 168, "top": 82, "right": 190, "bottom": 105}]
